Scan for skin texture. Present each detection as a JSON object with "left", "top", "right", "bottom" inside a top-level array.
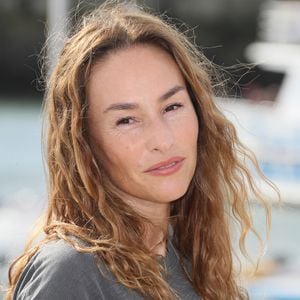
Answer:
[{"left": 87, "top": 44, "right": 198, "bottom": 252}]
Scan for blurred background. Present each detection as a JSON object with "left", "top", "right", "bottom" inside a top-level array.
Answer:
[{"left": 0, "top": 0, "right": 299, "bottom": 299}]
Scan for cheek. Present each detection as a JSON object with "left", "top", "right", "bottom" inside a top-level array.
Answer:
[
  {"left": 100, "top": 135, "right": 143, "bottom": 175},
  {"left": 192, "top": 117, "right": 199, "bottom": 145},
  {"left": 174, "top": 110, "right": 199, "bottom": 145},
  {"left": 89, "top": 124, "right": 144, "bottom": 185}
]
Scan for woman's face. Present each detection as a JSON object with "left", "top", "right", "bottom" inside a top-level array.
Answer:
[{"left": 87, "top": 44, "right": 198, "bottom": 206}]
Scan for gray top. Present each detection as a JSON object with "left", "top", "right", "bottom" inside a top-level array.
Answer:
[{"left": 13, "top": 237, "right": 200, "bottom": 299}]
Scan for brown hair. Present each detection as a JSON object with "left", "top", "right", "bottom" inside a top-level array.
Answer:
[{"left": 6, "top": 1, "right": 278, "bottom": 299}]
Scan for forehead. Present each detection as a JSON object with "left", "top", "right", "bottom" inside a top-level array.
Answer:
[{"left": 87, "top": 44, "right": 186, "bottom": 108}]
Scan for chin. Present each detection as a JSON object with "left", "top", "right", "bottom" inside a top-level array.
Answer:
[{"left": 156, "top": 183, "right": 190, "bottom": 203}]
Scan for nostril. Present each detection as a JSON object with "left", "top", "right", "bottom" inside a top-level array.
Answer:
[{"left": 145, "top": 121, "right": 175, "bottom": 153}]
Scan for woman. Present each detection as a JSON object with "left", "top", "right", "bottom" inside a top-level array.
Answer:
[{"left": 6, "top": 1, "right": 277, "bottom": 299}]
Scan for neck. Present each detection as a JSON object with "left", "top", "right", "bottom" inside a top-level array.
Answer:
[
  {"left": 117, "top": 191, "right": 171, "bottom": 256},
  {"left": 144, "top": 217, "right": 169, "bottom": 257},
  {"left": 134, "top": 201, "right": 170, "bottom": 256}
]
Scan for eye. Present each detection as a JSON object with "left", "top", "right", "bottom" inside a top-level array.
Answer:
[
  {"left": 164, "top": 103, "right": 183, "bottom": 113},
  {"left": 116, "top": 117, "right": 136, "bottom": 126}
]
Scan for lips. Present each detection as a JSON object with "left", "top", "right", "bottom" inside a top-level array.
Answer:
[{"left": 144, "top": 156, "right": 185, "bottom": 172}]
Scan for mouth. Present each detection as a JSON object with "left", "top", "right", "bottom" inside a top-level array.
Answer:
[{"left": 144, "top": 156, "right": 185, "bottom": 176}]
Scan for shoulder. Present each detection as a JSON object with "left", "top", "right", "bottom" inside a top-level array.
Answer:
[
  {"left": 33, "top": 238, "right": 99, "bottom": 274},
  {"left": 14, "top": 239, "right": 106, "bottom": 300}
]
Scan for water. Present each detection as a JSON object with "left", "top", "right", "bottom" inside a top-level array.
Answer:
[
  {"left": 0, "top": 103, "right": 299, "bottom": 299},
  {"left": 0, "top": 103, "right": 45, "bottom": 195},
  {"left": 0, "top": 103, "right": 46, "bottom": 298}
]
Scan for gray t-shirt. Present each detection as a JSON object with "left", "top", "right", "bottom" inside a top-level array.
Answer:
[{"left": 13, "top": 237, "right": 200, "bottom": 299}]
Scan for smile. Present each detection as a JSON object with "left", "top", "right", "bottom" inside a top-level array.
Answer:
[
  {"left": 156, "top": 161, "right": 177, "bottom": 169},
  {"left": 144, "top": 157, "right": 185, "bottom": 176}
]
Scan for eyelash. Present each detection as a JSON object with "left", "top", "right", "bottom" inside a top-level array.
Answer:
[
  {"left": 116, "top": 117, "right": 135, "bottom": 126},
  {"left": 115, "top": 103, "right": 183, "bottom": 126},
  {"left": 164, "top": 103, "right": 183, "bottom": 113}
]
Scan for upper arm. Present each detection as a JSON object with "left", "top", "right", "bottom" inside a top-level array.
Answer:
[{"left": 13, "top": 241, "right": 106, "bottom": 300}]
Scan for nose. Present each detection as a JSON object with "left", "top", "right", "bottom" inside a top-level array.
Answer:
[{"left": 145, "top": 119, "right": 175, "bottom": 153}]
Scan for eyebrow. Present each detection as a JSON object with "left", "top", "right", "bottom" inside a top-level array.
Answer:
[{"left": 103, "top": 85, "right": 186, "bottom": 113}]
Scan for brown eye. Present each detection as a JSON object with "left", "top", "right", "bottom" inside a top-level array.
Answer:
[
  {"left": 164, "top": 103, "right": 183, "bottom": 113},
  {"left": 116, "top": 117, "right": 135, "bottom": 126}
]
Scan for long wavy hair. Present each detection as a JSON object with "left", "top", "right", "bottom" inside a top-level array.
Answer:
[{"left": 6, "top": 1, "right": 278, "bottom": 299}]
